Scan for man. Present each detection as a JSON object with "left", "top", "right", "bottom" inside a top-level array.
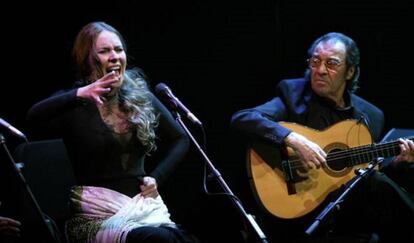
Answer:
[{"left": 231, "top": 32, "right": 414, "bottom": 242}]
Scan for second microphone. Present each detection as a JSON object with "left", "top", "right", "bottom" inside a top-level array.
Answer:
[{"left": 155, "top": 83, "right": 202, "bottom": 126}]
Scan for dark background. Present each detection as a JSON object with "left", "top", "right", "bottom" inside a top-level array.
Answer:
[{"left": 1, "top": 0, "right": 413, "bottom": 242}]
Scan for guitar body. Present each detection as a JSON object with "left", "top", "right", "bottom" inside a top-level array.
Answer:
[{"left": 247, "top": 120, "right": 373, "bottom": 219}]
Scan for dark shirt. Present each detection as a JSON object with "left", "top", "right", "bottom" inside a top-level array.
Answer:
[{"left": 27, "top": 89, "right": 189, "bottom": 197}]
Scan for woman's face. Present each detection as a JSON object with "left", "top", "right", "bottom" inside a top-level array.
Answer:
[{"left": 94, "top": 30, "right": 127, "bottom": 88}]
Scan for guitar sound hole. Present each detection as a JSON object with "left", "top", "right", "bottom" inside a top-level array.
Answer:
[{"left": 326, "top": 149, "right": 348, "bottom": 171}]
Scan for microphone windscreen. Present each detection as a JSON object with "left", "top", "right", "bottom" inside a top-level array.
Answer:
[{"left": 155, "top": 83, "right": 168, "bottom": 95}]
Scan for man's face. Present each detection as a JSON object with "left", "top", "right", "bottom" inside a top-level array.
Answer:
[{"left": 309, "top": 40, "right": 354, "bottom": 106}]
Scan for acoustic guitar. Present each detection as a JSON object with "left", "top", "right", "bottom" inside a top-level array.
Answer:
[{"left": 247, "top": 119, "right": 412, "bottom": 219}]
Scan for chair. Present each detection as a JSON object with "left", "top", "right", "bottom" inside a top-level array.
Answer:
[{"left": 13, "top": 139, "right": 76, "bottom": 243}]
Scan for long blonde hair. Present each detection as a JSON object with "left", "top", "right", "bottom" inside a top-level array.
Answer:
[{"left": 120, "top": 69, "right": 158, "bottom": 153}]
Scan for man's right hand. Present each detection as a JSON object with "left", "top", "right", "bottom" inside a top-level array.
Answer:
[{"left": 284, "top": 132, "right": 327, "bottom": 170}]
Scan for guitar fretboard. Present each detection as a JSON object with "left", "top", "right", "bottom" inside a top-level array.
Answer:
[{"left": 332, "top": 137, "right": 414, "bottom": 166}]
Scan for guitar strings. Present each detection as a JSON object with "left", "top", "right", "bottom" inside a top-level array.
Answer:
[
  {"left": 284, "top": 137, "right": 413, "bottom": 170},
  {"left": 286, "top": 142, "right": 399, "bottom": 169}
]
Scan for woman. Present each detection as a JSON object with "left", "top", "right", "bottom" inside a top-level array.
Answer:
[{"left": 28, "top": 21, "right": 194, "bottom": 243}]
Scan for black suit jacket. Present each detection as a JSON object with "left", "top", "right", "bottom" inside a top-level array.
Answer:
[{"left": 231, "top": 78, "right": 385, "bottom": 144}]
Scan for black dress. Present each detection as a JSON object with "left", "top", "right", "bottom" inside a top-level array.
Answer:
[{"left": 27, "top": 88, "right": 194, "bottom": 243}]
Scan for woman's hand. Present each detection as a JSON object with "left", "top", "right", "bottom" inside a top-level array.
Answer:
[
  {"left": 140, "top": 176, "right": 159, "bottom": 199},
  {"left": 0, "top": 216, "right": 21, "bottom": 237},
  {"left": 76, "top": 71, "right": 120, "bottom": 105}
]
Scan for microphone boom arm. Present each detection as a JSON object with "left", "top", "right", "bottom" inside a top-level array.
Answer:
[{"left": 173, "top": 112, "right": 268, "bottom": 243}]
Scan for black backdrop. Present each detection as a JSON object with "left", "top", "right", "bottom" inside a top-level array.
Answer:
[{"left": 1, "top": 0, "right": 413, "bottom": 242}]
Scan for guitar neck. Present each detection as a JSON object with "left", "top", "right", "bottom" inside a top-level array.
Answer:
[{"left": 337, "top": 137, "right": 414, "bottom": 166}]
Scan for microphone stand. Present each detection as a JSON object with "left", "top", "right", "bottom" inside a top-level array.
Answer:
[
  {"left": 174, "top": 113, "right": 268, "bottom": 243},
  {"left": 305, "top": 157, "right": 384, "bottom": 235},
  {"left": 0, "top": 133, "right": 59, "bottom": 242}
]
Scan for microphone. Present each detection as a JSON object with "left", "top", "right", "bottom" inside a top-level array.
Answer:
[
  {"left": 155, "top": 83, "right": 202, "bottom": 126},
  {"left": 0, "top": 118, "right": 28, "bottom": 141}
]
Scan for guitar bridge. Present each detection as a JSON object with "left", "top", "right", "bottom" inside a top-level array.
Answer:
[{"left": 282, "top": 160, "right": 296, "bottom": 195}]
